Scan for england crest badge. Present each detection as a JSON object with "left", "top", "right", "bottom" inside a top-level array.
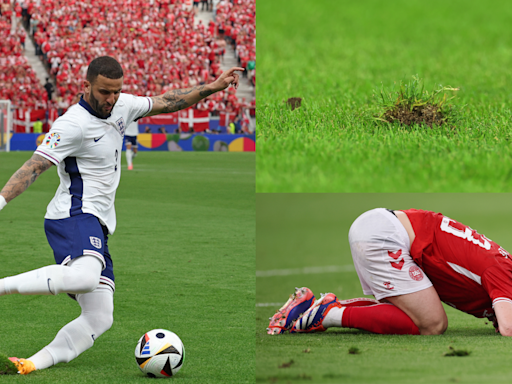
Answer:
[
  {"left": 90, "top": 236, "right": 102, "bottom": 249},
  {"left": 115, "top": 117, "right": 126, "bottom": 136}
]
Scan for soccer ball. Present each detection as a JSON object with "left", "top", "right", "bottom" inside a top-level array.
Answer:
[{"left": 135, "top": 329, "right": 185, "bottom": 378}]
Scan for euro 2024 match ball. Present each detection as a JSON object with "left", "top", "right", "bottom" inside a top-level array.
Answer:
[{"left": 135, "top": 329, "right": 185, "bottom": 378}]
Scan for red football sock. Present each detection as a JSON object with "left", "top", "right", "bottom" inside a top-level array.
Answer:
[{"left": 342, "top": 303, "right": 420, "bottom": 335}]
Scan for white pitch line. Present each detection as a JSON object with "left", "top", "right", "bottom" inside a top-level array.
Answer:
[
  {"left": 256, "top": 303, "right": 284, "bottom": 307},
  {"left": 256, "top": 264, "right": 355, "bottom": 277}
]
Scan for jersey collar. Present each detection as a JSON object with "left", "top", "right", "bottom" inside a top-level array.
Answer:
[{"left": 79, "top": 96, "right": 112, "bottom": 119}]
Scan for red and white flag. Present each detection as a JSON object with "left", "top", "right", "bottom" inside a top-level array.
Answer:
[
  {"left": 219, "top": 111, "right": 236, "bottom": 127},
  {"left": 179, "top": 109, "right": 210, "bottom": 132},
  {"left": 13, "top": 109, "right": 46, "bottom": 132},
  {"left": 139, "top": 112, "right": 179, "bottom": 126}
]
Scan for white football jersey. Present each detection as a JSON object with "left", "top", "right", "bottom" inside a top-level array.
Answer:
[
  {"left": 35, "top": 93, "right": 153, "bottom": 234},
  {"left": 125, "top": 121, "right": 139, "bottom": 136}
]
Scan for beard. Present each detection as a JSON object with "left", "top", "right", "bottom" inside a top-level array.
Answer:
[{"left": 89, "top": 91, "right": 116, "bottom": 118}]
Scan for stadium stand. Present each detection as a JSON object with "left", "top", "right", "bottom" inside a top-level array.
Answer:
[
  {"left": 4, "top": 0, "right": 255, "bottom": 134},
  {"left": 215, "top": 0, "right": 255, "bottom": 87}
]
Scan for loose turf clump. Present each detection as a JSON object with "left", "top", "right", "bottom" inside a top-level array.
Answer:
[
  {"left": 444, "top": 346, "right": 471, "bottom": 357},
  {"left": 348, "top": 347, "right": 361, "bottom": 355},
  {"left": 278, "top": 359, "right": 294, "bottom": 368},
  {"left": 0, "top": 353, "right": 17, "bottom": 375},
  {"left": 286, "top": 97, "right": 302, "bottom": 110},
  {"left": 375, "top": 76, "right": 459, "bottom": 127}
]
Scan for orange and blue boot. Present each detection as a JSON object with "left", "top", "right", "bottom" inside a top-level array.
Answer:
[
  {"left": 290, "top": 293, "right": 342, "bottom": 333},
  {"left": 267, "top": 287, "right": 315, "bottom": 335}
]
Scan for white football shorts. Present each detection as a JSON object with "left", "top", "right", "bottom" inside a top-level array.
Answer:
[{"left": 348, "top": 208, "right": 432, "bottom": 300}]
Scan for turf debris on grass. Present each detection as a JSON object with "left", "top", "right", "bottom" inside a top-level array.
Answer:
[
  {"left": 348, "top": 346, "right": 361, "bottom": 355},
  {"left": 278, "top": 359, "right": 294, "bottom": 368},
  {"left": 444, "top": 346, "right": 471, "bottom": 357},
  {"left": 286, "top": 97, "right": 302, "bottom": 110},
  {"left": 0, "top": 353, "right": 17, "bottom": 375},
  {"left": 257, "top": 0, "right": 512, "bottom": 192},
  {"left": 375, "top": 76, "right": 460, "bottom": 127}
]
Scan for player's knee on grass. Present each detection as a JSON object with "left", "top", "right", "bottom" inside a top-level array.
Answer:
[
  {"left": 417, "top": 313, "right": 448, "bottom": 335},
  {"left": 385, "top": 286, "right": 448, "bottom": 335}
]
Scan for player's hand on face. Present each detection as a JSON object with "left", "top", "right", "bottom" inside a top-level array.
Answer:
[{"left": 213, "top": 67, "right": 244, "bottom": 91}]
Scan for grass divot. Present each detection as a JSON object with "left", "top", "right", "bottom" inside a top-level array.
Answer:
[
  {"left": 348, "top": 347, "right": 361, "bottom": 355},
  {"left": 278, "top": 359, "right": 295, "bottom": 368},
  {"left": 0, "top": 353, "right": 17, "bottom": 375},
  {"left": 375, "top": 76, "right": 460, "bottom": 127},
  {"left": 286, "top": 97, "right": 302, "bottom": 110},
  {"left": 444, "top": 346, "right": 471, "bottom": 357}
]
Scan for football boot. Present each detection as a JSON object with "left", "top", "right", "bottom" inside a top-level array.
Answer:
[
  {"left": 8, "top": 358, "right": 36, "bottom": 375},
  {"left": 267, "top": 287, "right": 315, "bottom": 335},
  {"left": 291, "top": 292, "right": 342, "bottom": 333}
]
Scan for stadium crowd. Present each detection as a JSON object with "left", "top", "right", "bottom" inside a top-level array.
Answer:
[
  {"left": 0, "top": 7, "right": 46, "bottom": 110},
  {"left": 215, "top": 0, "right": 255, "bottom": 87},
  {"left": 1, "top": 0, "right": 255, "bottom": 132}
]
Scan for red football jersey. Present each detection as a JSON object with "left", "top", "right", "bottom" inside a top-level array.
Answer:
[{"left": 403, "top": 209, "right": 512, "bottom": 318}]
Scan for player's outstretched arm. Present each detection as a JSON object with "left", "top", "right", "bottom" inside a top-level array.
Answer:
[
  {"left": 146, "top": 67, "right": 244, "bottom": 117},
  {"left": 493, "top": 301, "right": 512, "bottom": 336},
  {"left": 0, "top": 153, "right": 53, "bottom": 211}
]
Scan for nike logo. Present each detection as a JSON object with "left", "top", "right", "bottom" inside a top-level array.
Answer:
[{"left": 94, "top": 136, "right": 105, "bottom": 142}]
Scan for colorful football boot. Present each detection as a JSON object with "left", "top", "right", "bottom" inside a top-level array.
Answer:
[
  {"left": 291, "top": 293, "right": 342, "bottom": 333},
  {"left": 267, "top": 287, "right": 315, "bottom": 335},
  {"left": 8, "top": 358, "right": 36, "bottom": 375}
]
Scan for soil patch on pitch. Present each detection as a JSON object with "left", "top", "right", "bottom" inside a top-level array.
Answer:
[
  {"left": 381, "top": 104, "right": 447, "bottom": 127},
  {"left": 286, "top": 97, "right": 302, "bottom": 110}
]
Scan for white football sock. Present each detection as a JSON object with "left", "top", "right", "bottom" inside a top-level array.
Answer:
[
  {"left": 322, "top": 307, "right": 346, "bottom": 329},
  {"left": 30, "top": 286, "right": 114, "bottom": 369},
  {"left": 126, "top": 149, "right": 133, "bottom": 166},
  {"left": 1, "top": 256, "right": 102, "bottom": 296}
]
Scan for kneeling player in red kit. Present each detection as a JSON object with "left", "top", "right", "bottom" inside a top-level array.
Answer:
[{"left": 268, "top": 208, "right": 512, "bottom": 336}]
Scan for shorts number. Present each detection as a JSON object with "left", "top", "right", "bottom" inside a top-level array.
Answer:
[
  {"left": 114, "top": 150, "right": 118, "bottom": 171},
  {"left": 440, "top": 217, "right": 491, "bottom": 250}
]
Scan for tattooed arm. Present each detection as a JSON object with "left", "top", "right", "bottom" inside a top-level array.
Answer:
[
  {"left": 0, "top": 153, "right": 54, "bottom": 209},
  {"left": 146, "top": 66, "right": 244, "bottom": 116}
]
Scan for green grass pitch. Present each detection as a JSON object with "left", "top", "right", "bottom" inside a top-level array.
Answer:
[
  {"left": 0, "top": 151, "right": 254, "bottom": 383},
  {"left": 257, "top": 0, "right": 512, "bottom": 192},
  {"left": 256, "top": 194, "right": 512, "bottom": 384}
]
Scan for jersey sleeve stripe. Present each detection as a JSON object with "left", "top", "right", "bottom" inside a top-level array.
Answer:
[
  {"left": 35, "top": 150, "right": 60, "bottom": 165},
  {"left": 446, "top": 262, "right": 482, "bottom": 285},
  {"left": 492, "top": 297, "right": 512, "bottom": 307},
  {"left": 146, "top": 97, "right": 152, "bottom": 115}
]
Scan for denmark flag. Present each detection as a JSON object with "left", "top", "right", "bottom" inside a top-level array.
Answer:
[
  {"left": 179, "top": 109, "right": 210, "bottom": 132},
  {"left": 219, "top": 111, "right": 236, "bottom": 127}
]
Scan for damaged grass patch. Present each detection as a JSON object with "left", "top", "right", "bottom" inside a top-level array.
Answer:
[{"left": 375, "top": 76, "right": 460, "bottom": 127}]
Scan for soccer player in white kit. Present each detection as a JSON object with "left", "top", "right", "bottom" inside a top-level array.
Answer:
[
  {"left": 124, "top": 121, "right": 139, "bottom": 170},
  {"left": 0, "top": 56, "right": 243, "bottom": 374}
]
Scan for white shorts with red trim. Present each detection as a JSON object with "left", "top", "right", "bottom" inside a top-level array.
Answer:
[{"left": 348, "top": 208, "right": 432, "bottom": 300}]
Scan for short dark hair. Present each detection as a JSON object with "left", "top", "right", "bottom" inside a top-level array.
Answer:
[{"left": 86, "top": 56, "right": 123, "bottom": 84}]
